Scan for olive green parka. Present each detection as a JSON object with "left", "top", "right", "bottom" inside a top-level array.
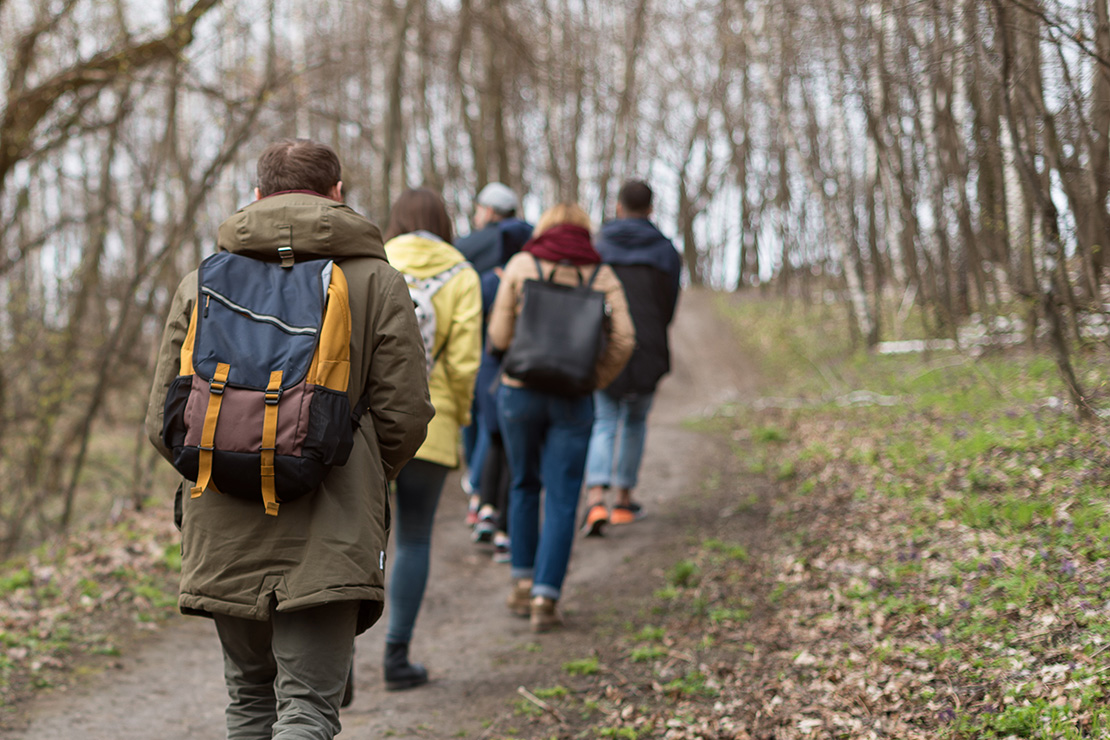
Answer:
[{"left": 145, "top": 192, "right": 435, "bottom": 634}]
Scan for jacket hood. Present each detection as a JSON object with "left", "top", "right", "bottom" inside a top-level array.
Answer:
[
  {"left": 597, "top": 218, "right": 682, "bottom": 276},
  {"left": 217, "top": 192, "right": 387, "bottom": 262},
  {"left": 384, "top": 231, "right": 470, "bottom": 278}
]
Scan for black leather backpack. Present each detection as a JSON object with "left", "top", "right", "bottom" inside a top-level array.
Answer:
[{"left": 502, "top": 255, "right": 608, "bottom": 396}]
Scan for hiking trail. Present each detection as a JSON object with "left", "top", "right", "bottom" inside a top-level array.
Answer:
[{"left": 10, "top": 288, "right": 759, "bottom": 740}]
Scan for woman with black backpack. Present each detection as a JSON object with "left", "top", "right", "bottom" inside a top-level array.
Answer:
[{"left": 486, "top": 203, "right": 635, "bottom": 632}]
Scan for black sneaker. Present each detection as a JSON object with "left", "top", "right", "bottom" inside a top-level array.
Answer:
[{"left": 472, "top": 513, "right": 496, "bottom": 543}]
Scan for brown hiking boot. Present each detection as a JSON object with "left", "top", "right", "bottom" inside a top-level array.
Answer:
[
  {"left": 506, "top": 578, "right": 532, "bottom": 617},
  {"left": 530, "top": 596, "right": 562, "bottom": 633}
]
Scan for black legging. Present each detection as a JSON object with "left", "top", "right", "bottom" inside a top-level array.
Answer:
[{"left": 478, "top": 431, "right": 511, "bottom": 534}]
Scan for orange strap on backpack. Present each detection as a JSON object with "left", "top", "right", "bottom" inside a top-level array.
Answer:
[
  {"left": 260, "top": 370, "right": 283, "bottom": 516},
  {"left": 191, "top": 362, "right": 230, "bottom": 499}
]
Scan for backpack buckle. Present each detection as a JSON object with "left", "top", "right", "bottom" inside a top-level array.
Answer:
[
  {"left": 278, "top": 246, "right": 294, "bottom": 268},
  {"left": 265, "top": 387, "right": 283, "bottom": 405},
  {"left": 209, "top": 379, "right": 226, "bottom": 395}
]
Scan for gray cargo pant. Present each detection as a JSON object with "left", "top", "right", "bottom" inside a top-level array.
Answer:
[{"left": 213, "top": 601, "right": 359, "bottom": 740}]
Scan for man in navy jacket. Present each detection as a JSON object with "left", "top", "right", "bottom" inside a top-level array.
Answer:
[{"left": 581, "top": 180, "right": 682, "bottom": 535}]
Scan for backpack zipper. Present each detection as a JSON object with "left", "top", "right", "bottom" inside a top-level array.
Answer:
[{"left": 200, "top": 286, "right": 318, "bottom": 336}]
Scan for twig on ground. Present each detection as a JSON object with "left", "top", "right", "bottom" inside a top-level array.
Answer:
[
  {"left": 1089, "top": 643, "right": 1110, "bottom": 659},
  {"left": 517, "top": 685, "right": 565, "bottom": 724}
]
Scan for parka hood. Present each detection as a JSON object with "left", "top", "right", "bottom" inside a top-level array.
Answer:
[
  {"left": 217, "top": 191, "right": 387, "bottom": 262},
  {"left": 597, "top": 217, "right": 681, "bottom": 276},
  {"left": 384, "top": 231, "right": 471, "bottom": 278}
]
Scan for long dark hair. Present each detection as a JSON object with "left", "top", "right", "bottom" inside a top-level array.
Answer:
[{"left": 383, "top": 188, "right": 454, "bottom": 243}]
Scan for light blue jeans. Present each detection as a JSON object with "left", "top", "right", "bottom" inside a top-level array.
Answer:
[
  {"left": 386, "top": 458, "right": 449, "bottom": 644},
  {"left": 584, "top": 391, "right": 654, "bottom": 491},
  {"left": 497, "top": 384, "right": 593, "bottom": 601}
]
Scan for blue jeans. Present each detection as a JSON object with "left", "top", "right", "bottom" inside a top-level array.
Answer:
[
  {"left": 584, "top": 391, "right": 654, "bottom": 491},
  {"left": 497, "top": 385, "right": 594, "bottom": 601},
  {"left": 386, "top": 458, "right": 449, "bottom": 644},
  {"left": 467, "top": 425, "right": 489, "bottom": 492}
]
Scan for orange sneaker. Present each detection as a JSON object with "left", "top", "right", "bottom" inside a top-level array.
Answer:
[
  {"left": 580, "top": 504, "right": 609, "bottom": 537},
  {"left": 610, "top": 502, "right": 645, "bottom": 525}
]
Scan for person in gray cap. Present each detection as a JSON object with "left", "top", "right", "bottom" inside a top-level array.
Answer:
[
  {"left": 455, "top": 182, "right": 531, "bottom": 274},
  {"left": 455, "top": 183, "right": 533, "bottom": 522}
]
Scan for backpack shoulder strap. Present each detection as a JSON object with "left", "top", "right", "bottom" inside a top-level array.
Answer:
[
  {"left": 530, "top": 254, "right": 549, "bottom": 282},
  {"left": 408, "top": 261, "right": 469, "bottom": 295},
  {"left": 584, "top": 263, "right": 602, "bottom": 288}
]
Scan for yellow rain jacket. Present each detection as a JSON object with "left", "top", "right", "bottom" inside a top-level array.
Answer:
[{"left": 385, "top": 232, "right": 482, "bottom": 467}]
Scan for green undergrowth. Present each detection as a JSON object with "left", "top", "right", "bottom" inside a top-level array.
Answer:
[
  {"left": 0, "top": 503, "right": 179, "bottom": 724},
  {"left": 496, "top": 526, "right": 756, "bottom": 740},
  {"left": 713, "top": 293, "right": 1110, "bottom": 738}
]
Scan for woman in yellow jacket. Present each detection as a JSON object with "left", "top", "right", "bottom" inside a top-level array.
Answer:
[{"left": 381, "top": 188, "right": 482, "bottom": 689}]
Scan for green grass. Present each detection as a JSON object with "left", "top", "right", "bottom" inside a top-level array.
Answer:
[
  {"left": 665, "top": 560, "right": 699, "bottom": 588},
  {"left": 631, "top": 625, "right": 665, "bottom": 642},
  {"left": 629, "top": 645, "right": 667, "bottom": 663},
  {"left": 562, "top": 656, "right": 600, "bottom": 677},
  {"left": 661, "top": 671, "right": 717, "bottom": 699},
  {"left": 712, "top": 292, "right": 1110, "bottom": 739},
  {"left": 0, "top": 567, "right": 32, "bottom": 595}
]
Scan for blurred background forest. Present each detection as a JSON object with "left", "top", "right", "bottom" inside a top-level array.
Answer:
[{"left": 1, "top": 0, "right": 1109, "bottom": 557}]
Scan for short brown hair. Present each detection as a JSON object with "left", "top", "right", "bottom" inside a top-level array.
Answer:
[
  {"left": 617, "top": 180, "right": 653, "bottom": 216},
  {"left": 532, "top": 203, "right": 592, "bottom": 238},
  {"left": 256, "top": 139, "right": 342, "bottom": 197},
  {"left": 383, "top": 188, "right": 454, "bottom": 243}
]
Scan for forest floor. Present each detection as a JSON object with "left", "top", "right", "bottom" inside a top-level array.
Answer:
[
  {"left": 4, "top": 287, "right": 1110, "bottom": 740},
  {"left": 3, "top": 287, "right": 763, "bottom": 740}
]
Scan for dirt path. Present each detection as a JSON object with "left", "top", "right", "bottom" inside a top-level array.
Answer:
[{"left": 9, "top": 288, "right": 759, "bottom": 740}]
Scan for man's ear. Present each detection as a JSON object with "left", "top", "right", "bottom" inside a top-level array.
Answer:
[
  {"left": 255, "top": 187, "right": 262, "bottom": 201},
  {"left": 327, "top": 181, "right": 344, "bottom": 202}
]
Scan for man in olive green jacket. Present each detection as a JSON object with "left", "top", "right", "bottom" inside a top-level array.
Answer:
[{"left": 146, "top": 139, "right": 434, "bottom": 740}]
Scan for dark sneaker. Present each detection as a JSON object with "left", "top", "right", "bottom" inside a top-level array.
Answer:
[
  {"left": 472, "top": 513, "right": 496, "bottom": 544},
  {"left": 580, "top": 504, "right": 609, "bottom": 537},
  {"left": 611, "top": 502, "right": 645, "bottom": 525},
  {"left": 492, "top": 533, "right": 511, "bottom": 563}
]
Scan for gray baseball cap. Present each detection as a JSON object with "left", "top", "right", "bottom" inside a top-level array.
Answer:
[{"left": 475, "top": 182, "right": 518, "bottom": 214}]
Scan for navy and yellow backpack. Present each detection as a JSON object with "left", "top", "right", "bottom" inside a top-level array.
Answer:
[{"left": 161, "top": 251, "right": 355, "bottom": 516}]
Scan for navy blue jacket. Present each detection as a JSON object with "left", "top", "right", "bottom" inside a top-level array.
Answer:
[
  {"left": 455, "top": 225, "right": 501, "bottom": 273},
  {"left": 455, "top": 217, "right": 534, "bottom": 274},
  {"left": 596, "top": 218, "right": 682, "bottom": 397},
  {"left": 469, "top": 218, "right": 533, "bottom": 432}
]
